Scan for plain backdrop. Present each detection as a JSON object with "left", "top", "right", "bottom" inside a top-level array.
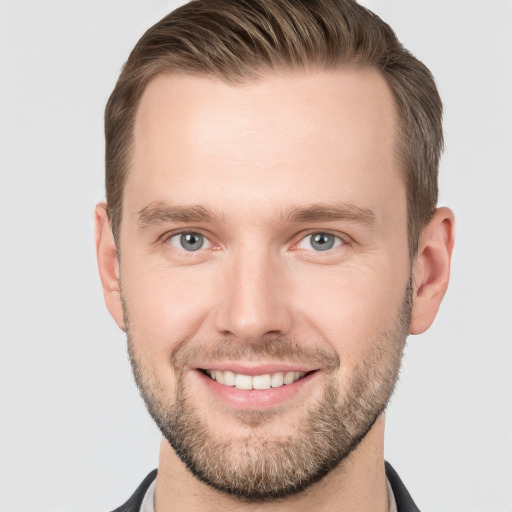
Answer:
[{"left": 0, "top": 1, "right": 511, "bottom": 511}]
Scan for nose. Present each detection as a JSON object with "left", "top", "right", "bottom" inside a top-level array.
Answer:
[{"left": 213, "top": 246, "right": 294, "bottom": 343}]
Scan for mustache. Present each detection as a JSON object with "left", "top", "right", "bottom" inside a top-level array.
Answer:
[{"left": 170, "top": 336, "right": 341, "bottom": 371}]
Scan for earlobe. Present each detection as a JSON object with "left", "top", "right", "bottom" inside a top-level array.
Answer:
[
  {"left": 409, "top": 207, "right": 455, "bottom": 335},
  {"left": 95, "top": 203, "right": 125, "bottom": 331}
]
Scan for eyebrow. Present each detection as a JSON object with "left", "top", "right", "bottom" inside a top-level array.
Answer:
[
  {"left": 137, "top": 202, "right": 219, "bottom": 227},
  {"left": 137, "top": 201, "right": 376, "bottom": 228},
  {"left": 281, "top": 203, "right": 376, "bottom": 225}
]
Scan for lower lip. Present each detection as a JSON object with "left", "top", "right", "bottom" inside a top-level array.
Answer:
[{"left": 195, "top": 370, "right": 318, "bottom": 409}]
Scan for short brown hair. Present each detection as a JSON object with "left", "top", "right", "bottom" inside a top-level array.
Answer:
[{"left": 105, "top": 0, "right": 443, "bottom": 256}]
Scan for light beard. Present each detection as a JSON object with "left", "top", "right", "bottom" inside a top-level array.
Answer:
[{"left": 124, "top": 280, "right": 412, "bottom": 502}]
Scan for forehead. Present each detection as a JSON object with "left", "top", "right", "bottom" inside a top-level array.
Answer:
[{"left": 127, "top": 68, "right": 402, "bottom": 226}]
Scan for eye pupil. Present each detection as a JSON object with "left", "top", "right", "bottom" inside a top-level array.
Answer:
[
  {"left": 180, "top": 233, "right": 204, "bottom": 251},
  {"left": 311, "top": 233, "right": 335, "bottom": 251}
]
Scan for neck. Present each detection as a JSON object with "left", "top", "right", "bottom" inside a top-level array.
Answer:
[{"left": 154, "top": 414, "right": 389, "bottom": 512}]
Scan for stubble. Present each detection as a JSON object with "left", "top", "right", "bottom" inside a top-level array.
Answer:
[{"left": 124, "top": 280, "right": 412, "bottom": 501}]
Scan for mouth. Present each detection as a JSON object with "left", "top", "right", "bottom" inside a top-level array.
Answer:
[
  {"left": 192, "top": 363, "right": 321, "bottom": 409},
  {"left": 201, "top": 369, "right": 312, "bottom": 390}
]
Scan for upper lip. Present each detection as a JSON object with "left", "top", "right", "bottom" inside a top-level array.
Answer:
[{"left": 195, "top": 363, "right": 319, "bottom": 375}]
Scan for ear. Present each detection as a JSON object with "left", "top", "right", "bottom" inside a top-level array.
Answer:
[
  {"left": 409, "top": 207, "right": 455, "bottom": 334},
  {"left": 95, "top": 203, "right": 125, "bottom": 331}
]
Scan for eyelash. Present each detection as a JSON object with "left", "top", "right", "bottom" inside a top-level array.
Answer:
[
  {"left": 164, "top": 231, "right": 216, "bottom": 252},
  {"left": 294, "top": 232, "right": 345, "bottom": 252},
  {"left": 162, "top": 230, "right": 347, "bottom": 254}
]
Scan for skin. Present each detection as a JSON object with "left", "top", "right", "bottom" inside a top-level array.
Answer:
[{"left": 96, "top": 68, "right": 454, "bottom": 511}]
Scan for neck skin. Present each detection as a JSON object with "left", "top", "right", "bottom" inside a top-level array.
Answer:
[{"left": 154, "top": 414, "right": 389, "bottom": 512}]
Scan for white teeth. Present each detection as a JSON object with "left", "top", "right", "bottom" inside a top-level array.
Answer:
[
  {"left": 283, "top": 371, "right": 295, "bottom": 385},
  {"left": 271, "top": 372, "right": 284, "bottom": 387},
  {"left": 252, "top": 374, "right": 271, "bottom": 390},
  {"left": 205, "top": 370, "right": 306, "bottom": 390},
  {"left": 215, "top": 370, "right": 225, "bottom": 384},
  {"left": 223, "top": 370, "right": 236, "bottom": 386},
  {"left": 235, "top": 374, "right": 253, "bottom": 390}
]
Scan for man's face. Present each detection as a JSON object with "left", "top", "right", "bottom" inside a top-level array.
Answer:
[{"left": 119, "top": 69, "right": 412, "bottom": 500}]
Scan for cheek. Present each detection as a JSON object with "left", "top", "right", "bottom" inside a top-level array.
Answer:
[
  {"left": 293, "top": 260, "right": 409, "bottom": 363},
  {"left": 120, "top": 260, "right": 215, "bottom": 363}
]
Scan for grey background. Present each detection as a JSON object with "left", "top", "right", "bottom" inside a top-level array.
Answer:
[{"left": 0, "top": 1, "right": 511, "bottom": 510}]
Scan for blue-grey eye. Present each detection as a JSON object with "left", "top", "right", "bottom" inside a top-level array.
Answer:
[
  {"left": 298, "top": 232, "right": 343, "bottom": 251},
  {"left": 168, "top": 232, "right": 208, "bottom": 251}
]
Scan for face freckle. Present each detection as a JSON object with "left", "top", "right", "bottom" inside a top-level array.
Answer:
[{"left": 119, "top": 69, "right": 412, "bottom": 500}]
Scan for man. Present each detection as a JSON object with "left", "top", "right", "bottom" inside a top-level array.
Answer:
[{"left": 95, "top": 0, "right": 454, "bottom": 510}]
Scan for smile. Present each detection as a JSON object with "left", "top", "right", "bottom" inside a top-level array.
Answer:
[{"left": 204, "top": 370, "right": 307, "bottom": 390}]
